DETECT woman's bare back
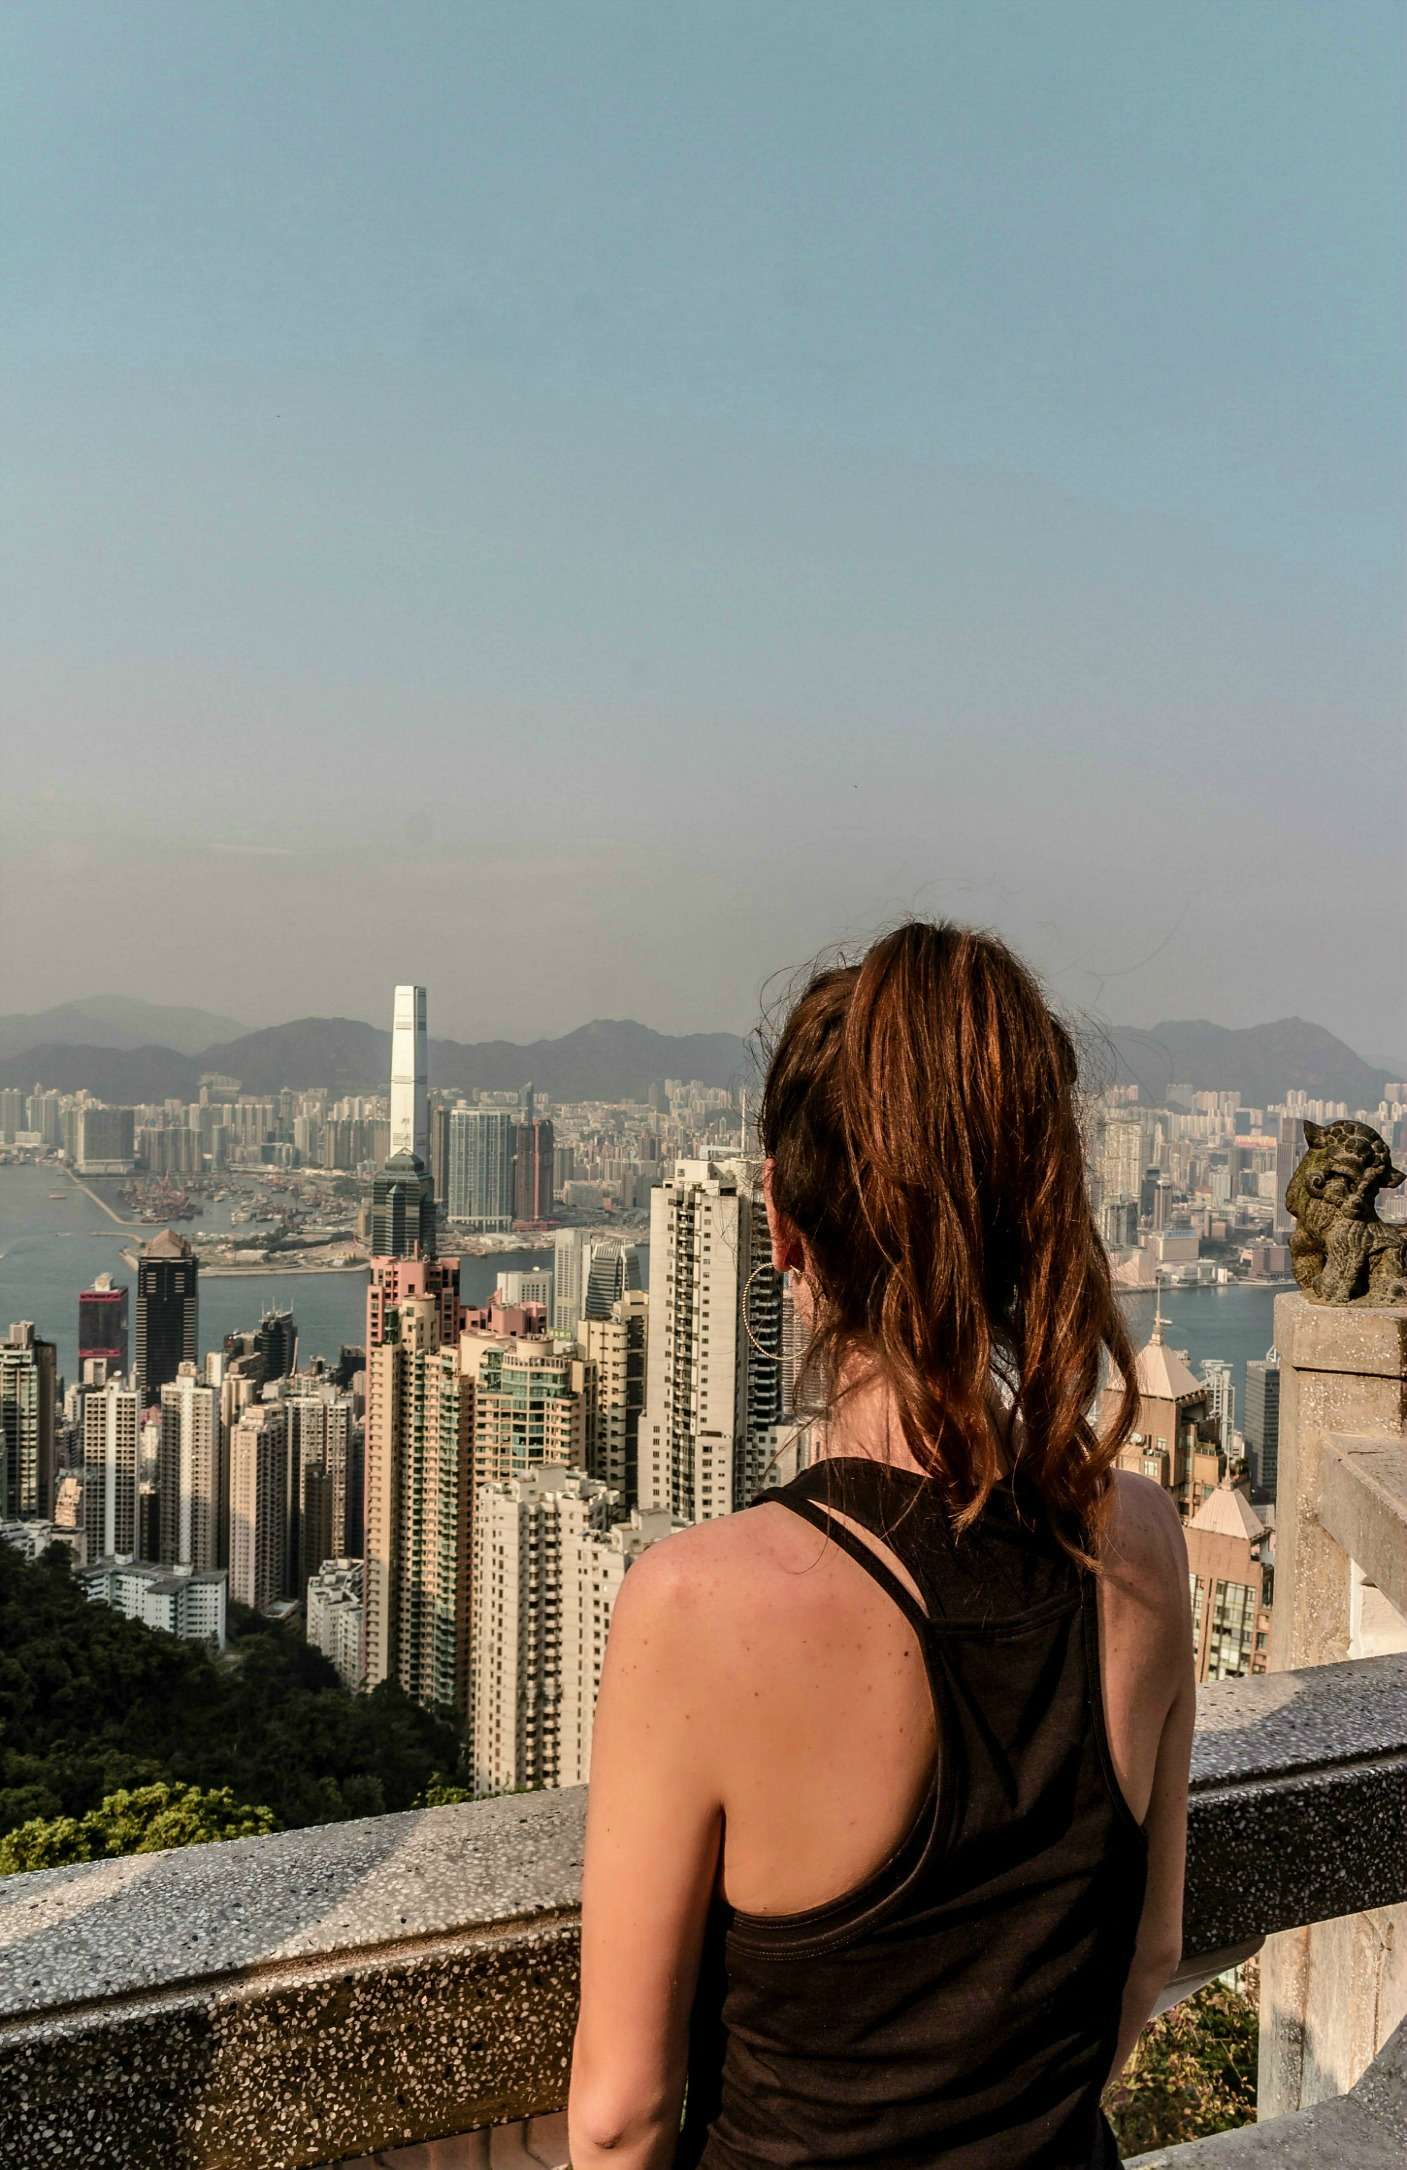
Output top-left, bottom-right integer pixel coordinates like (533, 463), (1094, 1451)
(667, 1464), (1188, 1919)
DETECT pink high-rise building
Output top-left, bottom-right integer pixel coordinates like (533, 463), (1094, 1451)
(366, 1254), (461, 1354)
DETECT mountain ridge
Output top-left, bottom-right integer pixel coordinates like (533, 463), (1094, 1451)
(0, 1010), (1392, 1110)
(0, 997), (245, 1064)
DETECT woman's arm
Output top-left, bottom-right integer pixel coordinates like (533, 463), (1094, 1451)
(568, 1537), (723, 2168)
(1107, 1486), (1196, 2079)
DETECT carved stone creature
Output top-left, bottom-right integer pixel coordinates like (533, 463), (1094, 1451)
(1286, 1118), (1407, 1306)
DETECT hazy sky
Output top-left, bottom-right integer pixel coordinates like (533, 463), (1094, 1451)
(4, 3), (1404, 1059)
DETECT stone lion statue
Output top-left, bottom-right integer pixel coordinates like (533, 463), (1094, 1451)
(1286, 1118), (1407, 1306)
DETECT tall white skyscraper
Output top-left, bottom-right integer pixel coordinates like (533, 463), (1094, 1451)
(389, 984), (429, 1164)
(158, 1363), (224, 1572)
(82, 1379), (142, 1561)
(553, 1228), (587, 1336)
(640, 1158), (799, 1523)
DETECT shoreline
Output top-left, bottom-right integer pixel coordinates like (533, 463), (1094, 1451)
(119, 1247), (368, 1279)
(60, 1170), (148, 1232)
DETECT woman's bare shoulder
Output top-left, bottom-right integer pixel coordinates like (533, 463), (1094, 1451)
(1102, 1472), (1191, 1628)
(609, 1501), (836, 1650)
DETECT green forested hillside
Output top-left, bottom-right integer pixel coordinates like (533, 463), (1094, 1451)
(0, 1543), (460, 1838)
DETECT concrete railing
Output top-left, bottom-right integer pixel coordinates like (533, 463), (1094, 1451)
(2, 1653), (1406, 2170)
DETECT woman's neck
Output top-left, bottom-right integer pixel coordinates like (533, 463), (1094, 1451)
(816, 1365), (1016, 1479)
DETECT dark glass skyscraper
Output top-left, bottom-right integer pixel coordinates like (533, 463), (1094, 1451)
(254, 1308), (299, 1381)
(369, 1152), (437, 1259)
(134, 1230), (198, 1399)
(583, 1237), (642, 1321)
(1243, 1353), (1281, 1504)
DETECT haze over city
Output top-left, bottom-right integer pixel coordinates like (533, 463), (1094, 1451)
(4, 2), (1403, 1057)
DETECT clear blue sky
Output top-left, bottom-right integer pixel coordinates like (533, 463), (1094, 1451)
(4, 2), (1403, 1058)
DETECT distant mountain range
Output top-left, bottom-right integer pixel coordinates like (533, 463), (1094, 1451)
(0, 997), (246, 1063)
(1102, 1016), (1393, 1114)
(0, 1014), (755, 1104)
(0, 1003), (1393, 1112)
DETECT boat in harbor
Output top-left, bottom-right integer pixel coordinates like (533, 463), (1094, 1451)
(47, 1191), (66, 1200)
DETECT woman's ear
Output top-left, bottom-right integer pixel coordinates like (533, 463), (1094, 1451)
(762, 1157), (804, 1276)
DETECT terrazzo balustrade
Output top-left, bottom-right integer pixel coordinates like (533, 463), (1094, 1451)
(0, 1655), (1404, 2170)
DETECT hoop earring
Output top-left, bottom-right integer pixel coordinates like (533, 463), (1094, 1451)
(740, 1261), (781, 1361)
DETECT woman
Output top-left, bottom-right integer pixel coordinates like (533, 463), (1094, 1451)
(568, 922), (1193, 2168)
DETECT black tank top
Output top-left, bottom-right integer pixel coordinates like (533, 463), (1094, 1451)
(676, 1456), (1147, 2169)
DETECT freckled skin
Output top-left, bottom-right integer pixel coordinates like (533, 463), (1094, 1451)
(623, 1470), (1184, 1919)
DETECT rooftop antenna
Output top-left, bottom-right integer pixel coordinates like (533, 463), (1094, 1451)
(1151, 1282), (1167, 1345)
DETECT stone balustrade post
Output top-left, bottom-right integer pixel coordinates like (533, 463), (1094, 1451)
(1259, 1292), (1407, 2121)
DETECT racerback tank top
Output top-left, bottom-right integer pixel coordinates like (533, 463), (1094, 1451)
(676, 1456), (1148, 2169)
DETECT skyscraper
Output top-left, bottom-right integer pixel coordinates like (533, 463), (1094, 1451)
(583, 1238), (642, 1321)
(640, 1158), (795, 1522)
(75, 1105), (137, 1175)
(285, 1385), (357, 1596)
(366, 1253), (461, 1354)
(364, 1292), (472, 1713)
(135, 1231), (198, 1398)
(368, 1152), (437, 1259)
(446, 1106), (517, 1230)
(389, 984), (429, 1164)
(552, 1227), (588, 1337)
(1243, 1352), (1281, 1503)
(1097, 1118), (1145, 1212)
(460, 1329), (590, 1493)
(1199, 1360), (1236, 1456)
(580, 1290), (649, 1507)
(158, 1363), (224, 1571)
(82, 1379), (141, 1560)
(512, 1116), (556, 1223)
(228, 1402), (289, 1612)
(253, 1308), (299, 1383)
(79, 1274), (129, 1377)
(1, 1322), (57, 1521)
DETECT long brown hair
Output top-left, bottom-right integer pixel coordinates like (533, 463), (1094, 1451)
(759, 921), (1139, 1562)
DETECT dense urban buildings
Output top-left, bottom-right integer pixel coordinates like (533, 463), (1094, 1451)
(13, 973), (1407, 1823)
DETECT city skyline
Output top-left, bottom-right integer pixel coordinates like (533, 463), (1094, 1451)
(4, 5), (1402, 1057)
